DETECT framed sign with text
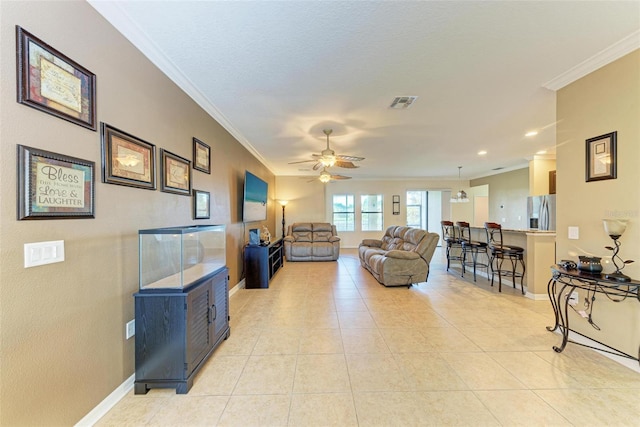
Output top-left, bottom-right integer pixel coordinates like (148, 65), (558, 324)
(17, 145), (95, 220)
(16, 26), (97, 131)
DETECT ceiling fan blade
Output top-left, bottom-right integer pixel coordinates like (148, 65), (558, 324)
(336, 154), (365, 162)
(312, 162), (323, 171)
(330, 174), (352, 180)
(288, 159), (317, 165)
(307, 177), (318, 183)
(334, 160), (359, 169)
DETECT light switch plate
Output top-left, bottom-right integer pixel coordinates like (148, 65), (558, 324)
(24, 240), (65, 268)
(568, 226), (579, 240)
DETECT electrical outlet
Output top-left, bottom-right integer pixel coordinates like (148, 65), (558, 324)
(568, 291), (579, 306)
(126, 319), (135, 339)
(568, 226), (579, 240)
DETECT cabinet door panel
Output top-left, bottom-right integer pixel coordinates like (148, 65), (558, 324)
(185, 280), (212, 376)
(212, 275), (229, 342)
(135, 295), (185, 380)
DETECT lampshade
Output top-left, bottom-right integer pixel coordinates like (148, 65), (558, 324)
(278, 200), (289, 207)
(603, 219), (627, 237)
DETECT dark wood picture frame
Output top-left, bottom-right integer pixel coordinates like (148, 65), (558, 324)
(392, 195), (400, 215)
(16, 26), (97, 131)
(193, 189), (211, 219)
(586, 131), (617, 182)
(101, 123), (156, 190)
(17, 145), (95, 220)
(193, 138), (211, 174)
(160, 149), (192, 196)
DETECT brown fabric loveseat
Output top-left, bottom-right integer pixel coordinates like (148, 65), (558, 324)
(283, 223), (340, 261)
(358, 225), (439, 287)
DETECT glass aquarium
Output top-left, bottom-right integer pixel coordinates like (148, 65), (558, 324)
(138, 225), (226, 290)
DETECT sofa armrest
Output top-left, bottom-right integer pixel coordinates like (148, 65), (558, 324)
(361, 239), (382, 247)
(284, 236), (295, 243)
(329, 236), (340, 243)
(385, 250), (420, 260)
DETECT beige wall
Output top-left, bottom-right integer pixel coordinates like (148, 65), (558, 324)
(471, 168), (529, 229)
(0, 2), (274, 425)
(529, 157), (556, 196)
(556, 50), (640, 357)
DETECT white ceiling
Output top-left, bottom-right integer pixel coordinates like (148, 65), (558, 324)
(89, 1), (640, 180)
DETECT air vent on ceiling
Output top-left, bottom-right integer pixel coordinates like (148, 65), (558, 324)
(389, 96), (418, 109)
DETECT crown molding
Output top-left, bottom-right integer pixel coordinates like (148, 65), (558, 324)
(543, 30), (640, 91)
(87, 1), (275, 174)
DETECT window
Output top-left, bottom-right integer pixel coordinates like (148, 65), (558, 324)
(332, 194), (355, 231)
(406, 190), (426, 228)
(361, 194), (383, 231)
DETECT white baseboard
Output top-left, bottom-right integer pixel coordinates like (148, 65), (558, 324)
(555, 329), (640, 374)
(230, 279), (245, 296)
(525, 292), (548, 300)
(74, 374), (134, 426)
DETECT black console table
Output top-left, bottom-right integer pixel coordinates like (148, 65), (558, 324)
(546, 265), (640, 364)
(244, 239), (284, 288)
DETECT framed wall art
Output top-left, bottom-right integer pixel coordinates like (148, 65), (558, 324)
(101, 123), (156, 190)
(193, 189), (211, 219)
(586, 131), (617, 182)
(16, 26), (97, 131)
(17, 145), (95, 220)
(392, 195), (400, 215)
(160, 149), (192, 195)
(193, 137), (211, 174)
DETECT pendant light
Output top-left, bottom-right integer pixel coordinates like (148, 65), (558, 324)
(451, 166), (469, 203)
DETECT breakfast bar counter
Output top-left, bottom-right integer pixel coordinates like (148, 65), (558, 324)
(469, 227), (556, 299)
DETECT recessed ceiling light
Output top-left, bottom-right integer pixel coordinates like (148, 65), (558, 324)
(477, 150), (487, 155)
(525, 131), (538, 137)
(536, 150), (547, 155)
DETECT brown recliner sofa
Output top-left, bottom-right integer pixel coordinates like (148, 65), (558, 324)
(283, 223), (340, 261)
(358, 225), (439, 287)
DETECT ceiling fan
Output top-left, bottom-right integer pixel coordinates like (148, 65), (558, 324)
(290, 129), (365, 170)
(308, 167), (352, 183)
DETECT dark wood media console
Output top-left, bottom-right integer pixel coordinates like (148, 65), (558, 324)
(244, 239), (284, 288)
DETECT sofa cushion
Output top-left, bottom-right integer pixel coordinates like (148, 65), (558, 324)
(293, 231), (312, 242)
(312, 230), (332, 242)
(313, 223), (333, 232)
(291, 242), (312, 257)
(312, 242), (335, 257)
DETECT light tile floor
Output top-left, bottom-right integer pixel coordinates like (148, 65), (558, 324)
(97, 248), (640, 426)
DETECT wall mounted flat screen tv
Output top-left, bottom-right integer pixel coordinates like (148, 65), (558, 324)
(242, 171), (268, 222)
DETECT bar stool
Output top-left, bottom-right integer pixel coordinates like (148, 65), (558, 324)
(484, 222), (526, 294)
(441, 220), (463, 272)
(456, 221), (489, 282)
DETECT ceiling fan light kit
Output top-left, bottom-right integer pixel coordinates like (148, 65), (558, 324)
(291, 128), (365, 182)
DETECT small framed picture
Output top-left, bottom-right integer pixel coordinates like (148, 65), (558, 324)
(586, 131), (617, 182)
(17, 145), (95, 220)
(16, 26), (97, 131)
(101, 123), (156, 190)
(193, 138), (211, 174)
(160, 149), (192, 195)
(193, 189), (210, 219)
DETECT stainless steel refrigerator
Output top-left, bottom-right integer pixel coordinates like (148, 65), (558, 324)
(527, 195), (556, 231)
